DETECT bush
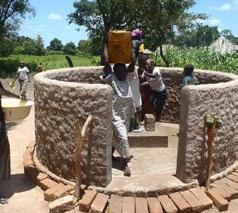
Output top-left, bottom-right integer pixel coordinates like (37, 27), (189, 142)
(0, 38), (14, 57)
(63, 42), (77, 55)
(153, 46), (238, 74)
(46, 50), (64, 55)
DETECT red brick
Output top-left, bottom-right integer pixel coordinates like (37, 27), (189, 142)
(169, 192), (191, 213)
(180, 190), (204, 212)
(38, 178), (57, 191)
(135, 197), (149, 213)
(206, 189), (229, 211)
(78, 190), (97, 212)
(122, 196), (135, 213)
(227, 174), (238, 183)
(158, 195), (178, 213)
(210, 183), (231, 200)
(107, 194), (122, 213)
(89, 193), (109, 213)
(222, 178), (238, 190)
(24, 164), (39, 180)
(214, 180), (238, 198)
(54, 185), (73, 199)
(44, 183), (65, 201)
(190, 187), (213, 209)
(232, 172), (238, 177)
(36, 173), (48, 185)
(147, 197), (163, 213)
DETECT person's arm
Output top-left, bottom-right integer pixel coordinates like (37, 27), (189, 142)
(140, 81), (149, 86)
(12, 74), (19, 82)
(26, 67), (30, 80)
(143, 71), (158, 78)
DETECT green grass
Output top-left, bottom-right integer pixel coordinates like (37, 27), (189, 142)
(0, 54), (100, 77)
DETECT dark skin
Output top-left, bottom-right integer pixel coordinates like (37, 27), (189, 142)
(140, 59), (158, 86)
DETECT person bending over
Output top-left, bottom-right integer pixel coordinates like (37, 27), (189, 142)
(140, 59), (167, 121)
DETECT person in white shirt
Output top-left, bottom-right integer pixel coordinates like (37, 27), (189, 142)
(13, 61), (29, 100)
(140, 58), (167, 121)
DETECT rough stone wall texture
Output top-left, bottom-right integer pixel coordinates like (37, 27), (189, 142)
(34, 67), (113, 187)
(160, 68), (233, 124)
(176, 71), (238, 183)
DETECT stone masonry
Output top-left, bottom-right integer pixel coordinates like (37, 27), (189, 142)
(34, 67), (113, 187)
(176, 70), (238, 183)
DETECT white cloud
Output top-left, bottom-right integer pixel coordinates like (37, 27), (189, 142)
(212, 3), (231, 11)
(47, 13), (62, 20)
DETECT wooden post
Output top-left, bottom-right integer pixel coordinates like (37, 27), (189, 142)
(205, 120), (216, 189)
(75, 115), (93, 200)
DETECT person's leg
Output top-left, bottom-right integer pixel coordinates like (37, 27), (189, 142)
(154, 90), (167, 121)
(20, 79), (29, 100)
(0, 122), (10, 204)
(112, 119), (132, 176)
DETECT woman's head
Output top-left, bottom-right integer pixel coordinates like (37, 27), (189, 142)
(113, 64), (127, 81)
(183, 64), (194, 76)
(131, 28), (143, 39)
(20, 61), (25, 68)
(145, 58), (155, 73)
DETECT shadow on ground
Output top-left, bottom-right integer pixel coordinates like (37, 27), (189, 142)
(0, 173), (36, 198)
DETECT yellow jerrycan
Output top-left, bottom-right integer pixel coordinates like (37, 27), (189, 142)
(107, 30), (132, 64)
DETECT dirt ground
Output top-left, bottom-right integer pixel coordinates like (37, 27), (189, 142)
(0, 78), (238, 213)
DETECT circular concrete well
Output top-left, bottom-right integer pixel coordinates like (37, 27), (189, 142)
(34, 67), (238, 193)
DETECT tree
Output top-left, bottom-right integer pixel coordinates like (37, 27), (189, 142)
(133, 0), (206, 66)
(221, 29), (238, 45)
(174, 25), (220, 47)
(68, 0), (205, 66)
(0, 37), (14, 56)
(48, 38), (64, 51)
(22, 35), (45, 55)
(34, 35), (45, 55)
(68, 0), (136, 64)
(0, 0), (35, 37)
(63, 42), (77, 55)
(78, 39), (93, 55)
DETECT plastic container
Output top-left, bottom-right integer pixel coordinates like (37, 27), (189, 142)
(107, 31), (132, 64)
(2, 96), (34, 122)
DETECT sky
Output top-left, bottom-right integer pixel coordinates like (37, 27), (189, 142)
(18, 0), (238, 47)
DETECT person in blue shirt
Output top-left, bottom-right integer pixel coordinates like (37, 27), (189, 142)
(182, 64), (199, 86)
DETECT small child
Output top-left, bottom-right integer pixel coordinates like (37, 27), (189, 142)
(140, 59), (167, 121)
(182, 64), (199, 86)
(103, 64), (135, 176)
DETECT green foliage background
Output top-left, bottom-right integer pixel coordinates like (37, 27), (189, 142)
(153, 47), (238, 74)
(0, 54), (100, 78)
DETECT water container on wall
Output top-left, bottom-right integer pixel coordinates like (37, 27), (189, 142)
(107, 31), (132, 64)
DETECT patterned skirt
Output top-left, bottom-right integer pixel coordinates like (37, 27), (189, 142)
(0, 121), (10, 181)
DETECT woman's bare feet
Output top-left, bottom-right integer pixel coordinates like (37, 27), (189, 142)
(123, 164), (131, 176)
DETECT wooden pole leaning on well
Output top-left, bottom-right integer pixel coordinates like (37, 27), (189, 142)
(75, 115), (93, 200)
(205, 120), (216, 189)
(204, 115), (221, 189)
